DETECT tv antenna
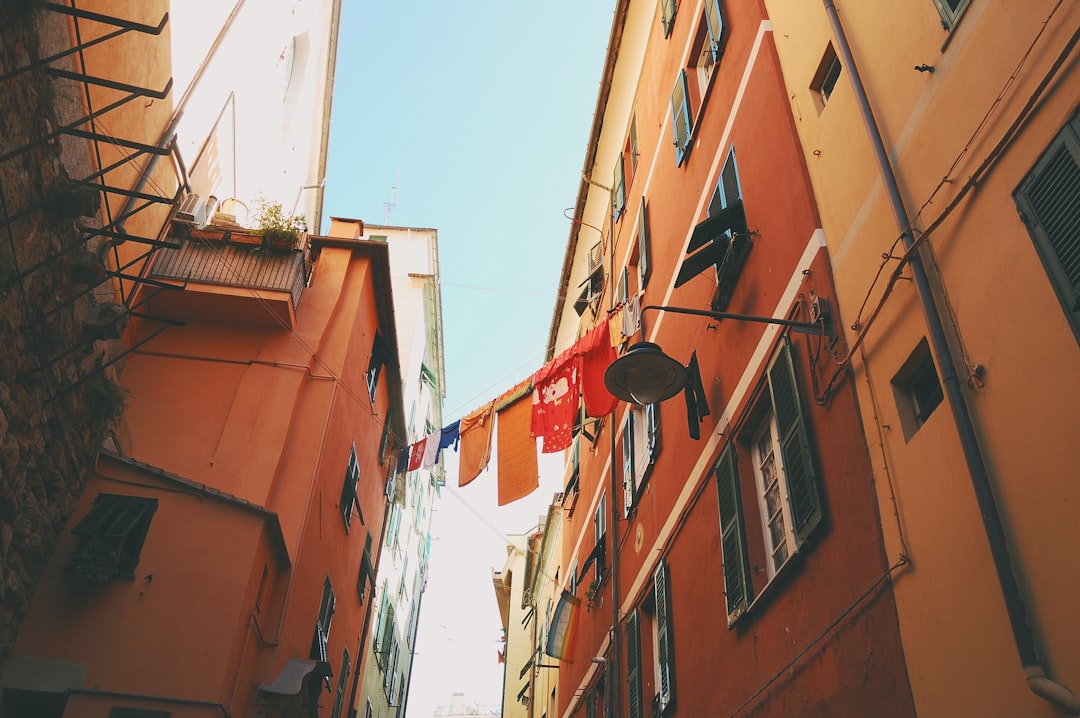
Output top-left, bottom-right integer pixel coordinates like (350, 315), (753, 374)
(384, 179), (399, 223)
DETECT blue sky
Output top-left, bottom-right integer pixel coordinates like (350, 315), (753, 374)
(322, 2), (616, 715)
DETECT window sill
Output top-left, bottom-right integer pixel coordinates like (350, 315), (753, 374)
(728, 547), (806, 629)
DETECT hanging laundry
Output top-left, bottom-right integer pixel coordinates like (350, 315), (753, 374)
(407, 437), (427, 471)
(608, 306), (626, 347)
(496, 382), (539, 506)
(683, 351), (710, 440)
(435, 420), (460, 462)
(421, 428), (442, 469)
(622, 292), (641, 340)
(458, 401), (496, 487)
(531, 346), (579, 454)
(577, 321), (618, 417)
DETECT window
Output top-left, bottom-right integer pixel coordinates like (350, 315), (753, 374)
(312, 578), (335, 662)
(931, 0), (971, 29)
(374, 580), (390, 658)
(670, 70), (693, 166)
(594, 490), (607, 547)
(637, 199), (651, 290)
(575, 242), (606, 317)
(677, 148), (751, 312)
(714, 339), (824, 624)
(810, 44), (842, 110)
(340, 444), (361, 530)
(70, 494), (158, 580)
(366, 333), (391, 402)
(660, 0), (678, 37)
(357, 531), (374, 602)
(378, 420), (392, 466)
(891, 338), (943, 440)
(613, 155), (627, 221)
(330, 648), (350, 718)
(626, 559), (675, 718)
(1014, 112), (1080, 343)
(621, 403), (661, 517)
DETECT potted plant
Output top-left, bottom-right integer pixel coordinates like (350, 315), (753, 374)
(252, 197), (307, 251)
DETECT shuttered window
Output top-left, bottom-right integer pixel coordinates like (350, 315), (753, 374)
(626, 609), (642, 718)
(660, 0), (677, 37)
(671, 70), (692, 166)
(704, 0), (725, 62)
(613, 155), (627, 221)
(637, 199), (651, 289)
(1014, 113), (1080, 343)
(714, 443), (752, 625)
(654, 559), (675, 715)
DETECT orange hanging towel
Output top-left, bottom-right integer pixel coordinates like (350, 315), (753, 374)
(458, 400), (496, 487)
(496, 384), (539, 506)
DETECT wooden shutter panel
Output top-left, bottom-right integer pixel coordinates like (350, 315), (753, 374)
(654, 559), (675, 714)
(622, 413), (635, 517)
(671, 71), (692, 165)
(613, 155), (627, 219)
(768, 339), (823, 542)
(661, 0), (677, 37)
(715, 443), (752, 624)
(638, 199), (651, 289)
(626, 609), (642, 718)
(1015, 119), (1080, 318)
(705, 0), (724, 61)
(646, 401), (661, 464)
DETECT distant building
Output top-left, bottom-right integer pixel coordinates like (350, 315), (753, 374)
(432, 691), (500, 718)
(493, 503), (563, 718)
(328, 222), (445, 718)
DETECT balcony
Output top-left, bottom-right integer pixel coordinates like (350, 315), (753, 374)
(141, 225), (307, 329)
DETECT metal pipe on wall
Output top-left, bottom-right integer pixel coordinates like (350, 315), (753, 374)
(821, 1), (1079, 712)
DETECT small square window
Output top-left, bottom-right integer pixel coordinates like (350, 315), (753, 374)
(811, 44), (842, 110)
(891, 338), (944, 440)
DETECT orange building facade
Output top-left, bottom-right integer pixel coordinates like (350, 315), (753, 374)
(2, 230), (407, 718)
(543, 1), (913, 717)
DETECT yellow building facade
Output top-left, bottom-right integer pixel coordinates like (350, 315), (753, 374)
(763, 0), (1080, 714)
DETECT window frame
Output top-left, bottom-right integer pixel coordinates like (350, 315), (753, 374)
(670, 70), (693, 166)
(339, 444), (361, 531)
(622, 403), (662, 517)
(930, 0), (972, 29)
(715, 338), (825, 625)
(660, 0), (678, 38)
(70, 493), (158, 580)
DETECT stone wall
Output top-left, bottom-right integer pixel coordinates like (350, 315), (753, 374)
(0, 5), (129, 664)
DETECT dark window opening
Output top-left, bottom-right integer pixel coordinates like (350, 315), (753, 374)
(811, 44), (842, 109)
(70, 494), (158, 582)
(891, 338), (943, 440)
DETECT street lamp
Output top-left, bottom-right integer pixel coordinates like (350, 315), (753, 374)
(603, 302), (834, 405)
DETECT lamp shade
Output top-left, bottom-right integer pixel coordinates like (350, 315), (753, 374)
(603, 342), (687, 405)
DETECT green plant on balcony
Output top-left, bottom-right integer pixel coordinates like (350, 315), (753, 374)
(252, 197), (307, 251)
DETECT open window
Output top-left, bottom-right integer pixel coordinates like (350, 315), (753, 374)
(621, 403), (661, 517)
(676, 148), (751, 311)
(340, 444), (361, 530)
(575, 242), (606, 317)
(715, 338), (825, 625)
(626, 559), (676, 718)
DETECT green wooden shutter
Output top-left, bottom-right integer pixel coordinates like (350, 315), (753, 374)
(1014, 117), (1080, 327)
(768, 339), (823, 542)
(638, 199), (651, 288)
(671, 70), (692, 166)
(626, 609), (642, 718)
(614, 155), (627, 220)
(646, 401), (661, 465)
(715, 443), (752, 625)
(654, 559), (675, 713)
(585, 688), (596, 718)
(622, 413), (635, 517)
(661, 0), (677, 37)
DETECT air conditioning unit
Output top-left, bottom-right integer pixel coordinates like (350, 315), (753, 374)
(176, 192), (208, 227)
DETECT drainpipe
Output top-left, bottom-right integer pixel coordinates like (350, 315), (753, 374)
(821, 2), (1079, 713)
(608, 418), (621, 718)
